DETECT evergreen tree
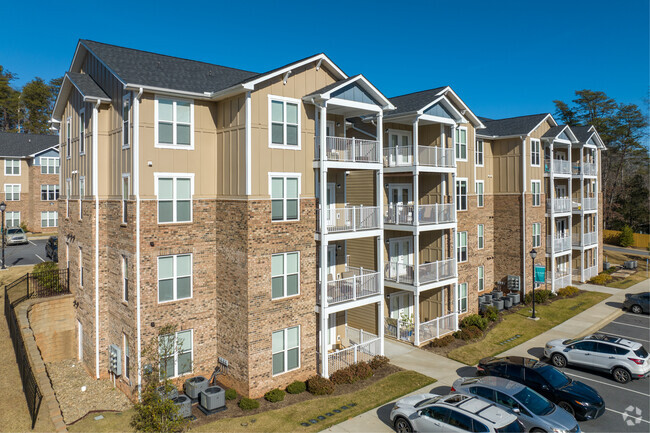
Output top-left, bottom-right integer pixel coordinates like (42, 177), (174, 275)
(619, 225), (634, 248)
(0, 66), (21, 132)
(21, 77), (52, 134)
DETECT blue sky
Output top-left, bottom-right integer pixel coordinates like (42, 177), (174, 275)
(2, 0), (648, 122)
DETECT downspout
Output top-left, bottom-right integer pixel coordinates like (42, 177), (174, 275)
(93, 100), (100, 379)
(521, 136), (527, 299)
(245, 92), (252, 196)
(134, 87), (143, 397)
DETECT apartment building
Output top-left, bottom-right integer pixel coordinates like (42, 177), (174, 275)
(0, 132), (60, 233)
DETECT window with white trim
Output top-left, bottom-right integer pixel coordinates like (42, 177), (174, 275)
(66, 178), (71, 218)
(478, 224), (484, 249)
(458, 283), (468, 313)
(41, 211), (57, 228)
(272, 326), (300, 375)
(270, 174), (299, 221)
(456, 179), (467, 211)
(122, 255), (129, 302)
(532, 222), (541, 248)
(531, 180), (541, 207)
(79, 177), (85, 220)
(530, 139), (540, 167)
(40, 157), (60, 174)
(475, 139), (484, 166)
(79, 108), (85, 155)
(272, 252), (299, 299)
(457, 231), (468, 263)
(156, 97), (193, 148)
(269, 96), (300, 148)
(122, 175), (129, 224)
(157, 175), (192, 223)
(4, 159), (20, 175)
(123, 334), (130, 380)
(6, 211), (20, 228)
(158, 254), (192, 302)
(122, 92), (131, 148)
(160, 329), (192, 378)
(4, 184), (20, 201)
(41, 185), (59, 201)
(478, 267), (484, 292)
(79, 247), (84, 287)
(455, 127), (467, 160)
(476, 180), (484, 207)
(66, 118), (71, 158)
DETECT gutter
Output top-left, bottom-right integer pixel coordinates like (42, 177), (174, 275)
(92, 100), (100, 379)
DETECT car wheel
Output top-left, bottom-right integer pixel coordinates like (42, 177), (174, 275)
(613, 367), (631, 383)
(558, 401), (575, 417)
(530, 429), (546, 433)
(393, 416), (413, 433)
(631, 304), (643, 314)
(551, 353), (567, 368)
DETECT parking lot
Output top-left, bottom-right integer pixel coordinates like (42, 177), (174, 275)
(0, 238), (51, 267)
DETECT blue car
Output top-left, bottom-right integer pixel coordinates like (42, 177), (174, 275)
(624, 292), (650, 314)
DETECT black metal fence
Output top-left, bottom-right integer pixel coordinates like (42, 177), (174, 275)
(3, 268), (70, 429)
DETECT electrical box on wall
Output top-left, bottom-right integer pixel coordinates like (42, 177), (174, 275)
(109, 344), (122, 376)
(507, 275), (521, 292)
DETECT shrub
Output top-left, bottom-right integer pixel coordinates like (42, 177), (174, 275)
(482, 306), (499, 322)
(20, 222), (28, 233)
(619, 225), (634, 247)
(34, 261), (58, 273)
(351, 362), (373, 380)
(239, 397), (260, 410)
(286, 381), (306, 394)
(429, 334), (455, 347)
(225, 389), (237, 400)
(307, 375), (334, 395)
(264, 388), (285, 403)
(524, 289), (553, 305)
(460, 314), (488, 330)
(558, 286), (579, 297)
(456, 325), (482, 341)
(589, 273), (613, 285)
(368, 355), (390, 370)
(330, 366), (358, 385)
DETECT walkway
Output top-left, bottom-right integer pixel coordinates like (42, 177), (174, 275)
(604, 245), (649, 256)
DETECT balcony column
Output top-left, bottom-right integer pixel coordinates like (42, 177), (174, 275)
(567, 144), (572, 281)
(320, 239), (329, 378)
(376, 112), (383, 163)
(414, 232), (420, 286)
(414, 172), (419, 227)
(413, 292), (420, 346)
(453, 282), (459, 330)
(319, 104), (327, 164)
(413, 117), (419, 166)
(377, 239), (385, 355)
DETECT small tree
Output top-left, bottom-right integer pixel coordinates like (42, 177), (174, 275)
(619, 225), (634, 247)
(131, 324), (189, 433)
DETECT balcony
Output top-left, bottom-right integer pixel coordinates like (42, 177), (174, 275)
(326, 326), (380, 375)
(573, 265), (598, 282)
(547, 235), (571, 253)
(544, 159), (571, 175)
(573, 162), (597, 176)
(319, 266), (381, 306)
(383, 145), (455, 169)
(318, 205), (381, 234)
(547, 271), (571, 289)
(573, 197), (597, 211)
(384, 312), (457, 345)
(315, 136), (380, 164)
(546, 198), (571, 214)
(384, 203), (454, 226)
(573, 231), (598, 247)
(384, 258), (456, 286)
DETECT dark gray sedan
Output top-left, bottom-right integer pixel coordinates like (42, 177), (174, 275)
(624, 292), (650, 314)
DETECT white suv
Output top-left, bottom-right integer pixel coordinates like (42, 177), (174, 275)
(545, 333), (650, 383)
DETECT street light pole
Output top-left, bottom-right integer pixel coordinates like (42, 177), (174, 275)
(0, 202), (6, 270)
(530, 248), (537, 319)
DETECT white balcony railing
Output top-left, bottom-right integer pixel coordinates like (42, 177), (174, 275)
(547, 235), (571, 253)
(547, 198), (571, 213)
(322, 267), (381, 305)
(419, 312), (457, 344)
(327, 335), (380, 375)
(418, 146), (455, 168)
(545, 159), (571, 175)
(572, 231), (597, 247)
(383, 145), (413, 167)
(385, 259), (455, 286)
(384, 203), (454, 225)
(384, 316), (413, 343)
(583, 197), (597, 211)
(384, 262), (414, 285)
(315, 136), (380, 163)
(573, 162), (597, 176)
(547, 271), (572, 289)
(384, 204), (414, 225)
(318, 205), (380, 233)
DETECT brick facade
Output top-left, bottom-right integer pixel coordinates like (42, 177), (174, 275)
(28, 165), (59, 233)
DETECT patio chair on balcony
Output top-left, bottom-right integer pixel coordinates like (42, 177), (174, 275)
(420, 206), (434, 223)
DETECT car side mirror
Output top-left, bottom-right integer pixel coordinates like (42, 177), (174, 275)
(541, 385), (549, 391)
(417, 410), (423, 417)
(513, 407), (521, 414)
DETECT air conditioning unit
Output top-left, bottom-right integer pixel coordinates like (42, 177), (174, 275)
(184, 376), (208, 400)
(199, 386), (226, 413)
(108, 344), (121, 376)
(157, 385), (178, 400)
(171, 394), (192, 419)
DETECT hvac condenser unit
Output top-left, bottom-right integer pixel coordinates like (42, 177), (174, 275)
(184, 376), (209, 400)
(171, 394), (192, 419)
(200, 386), (226, 412)
(157, 385), (178, 400)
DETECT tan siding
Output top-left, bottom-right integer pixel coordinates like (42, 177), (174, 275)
(347, 304), (378, 335)
(345, 170), (375, 206)
(420, 288), (443, 322)
(492, 138), (522, 194)
(346, 237), (376, 271)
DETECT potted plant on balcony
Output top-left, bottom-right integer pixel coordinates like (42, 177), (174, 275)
(400, 313), (415, 337)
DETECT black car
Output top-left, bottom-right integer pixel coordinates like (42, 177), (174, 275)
(45, 236), (58, 262)
(478, 356), (605, 421)
(623, 292), (650, 314)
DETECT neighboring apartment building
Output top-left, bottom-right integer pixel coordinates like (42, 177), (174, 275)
(50, 40), (604, 399)
(0, 132), (60, 233)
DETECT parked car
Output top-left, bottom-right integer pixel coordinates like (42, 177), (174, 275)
(477, 356), (604, 420)
(623, 292), (650, 314)
(45, 236), (58, 262)
(390, 392), (523, 433)
(5, 227), (28, 245)
(545, 333), (650, 383)
(451, 376), (580, 433)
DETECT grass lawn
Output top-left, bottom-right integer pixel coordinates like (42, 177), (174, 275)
(69, 370), (435, 433)
(447, 291), (610, 366)
(602, 247), (649, 289)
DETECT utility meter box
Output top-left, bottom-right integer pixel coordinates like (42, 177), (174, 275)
(108, 344), (122, 376)
(507, 275), (520, 292)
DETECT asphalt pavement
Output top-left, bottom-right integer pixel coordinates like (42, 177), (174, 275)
(0, 238), (50, 267)
(604, 245), (650, 257)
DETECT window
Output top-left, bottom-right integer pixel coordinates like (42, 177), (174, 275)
(272, 252), (299, 299)
(455, 127), (467, 160)
(447, 409), (473, 431)
(156, 175), (193, 223)
(79, 247), (83, 287)
(269, 96), (300, 148)
(122, 175), (129, 224)
(122, 93), (131, 148)
(123, 334), (130, 380)
(40, 157), (60, 174)
(470, 386), (495, 402)
(66, 118), (71, 158)
(456, 179), (467, 211)
(270, 174), (300, 221)
(41, 185), (60, 201)
(158, 254), (192, 302)
(79, 108), (85, 154)
(531, 180), (541, 206)
(160, 329), (192, 378)
(156, 97), (193, 148)
(122, 256), (129, 302)
(475, 139), (484, 166)
(79, 177), (85, 220)
(475, 181), (484, 207)
(457, 231), (467, 262)
(66, 179), (71, 218)
(530, 139), (540, 166)
(4, 184), (20, 201)
(458, 283), (468, 313)
(532, 223), (541, 248)
(41, 211), (57, 228)
(4, 159), (20, 175)
(478, 266), (484, 292)
(272, 326), (300, 375)
(423, 407), (451, 423)
(6, 211), (20, 228)
(478, 224), (484, 249)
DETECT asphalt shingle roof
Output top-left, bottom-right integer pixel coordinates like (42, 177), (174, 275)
(541, 125), (568, 139)
(0, 132), (59, 157)
(66, 72), (110, 100)
(387, 86), (448, 116)
(479, 113), (550, 137)
(571, 126), (593, 143)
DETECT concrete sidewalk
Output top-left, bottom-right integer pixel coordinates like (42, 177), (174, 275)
(328, 281), (648, 432)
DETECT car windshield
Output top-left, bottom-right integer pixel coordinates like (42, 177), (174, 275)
(496, 420), (524, 433)
(513, 387), (554, 416)
(7, 228), (21, 235)
(562, 338), (582, 345)
(634, 346), (649, 358)
(414, 396), (443, 408)
(539, 365), (570, 388)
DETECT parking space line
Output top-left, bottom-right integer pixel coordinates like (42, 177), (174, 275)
(605, 407), (650, 424)
(597, 331), (650, 343)
(34, 254), (45, 263)
(610, 321), (650, 330)
(28, 240), (37, 246)
(564, 372), (650, 397)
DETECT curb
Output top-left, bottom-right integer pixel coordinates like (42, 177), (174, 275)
(578, 307), (625, 338)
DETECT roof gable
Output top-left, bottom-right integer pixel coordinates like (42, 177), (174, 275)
(423, 101), (455, 119)
(331, 82), (380, 106)
(479, 113), (556, 138)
